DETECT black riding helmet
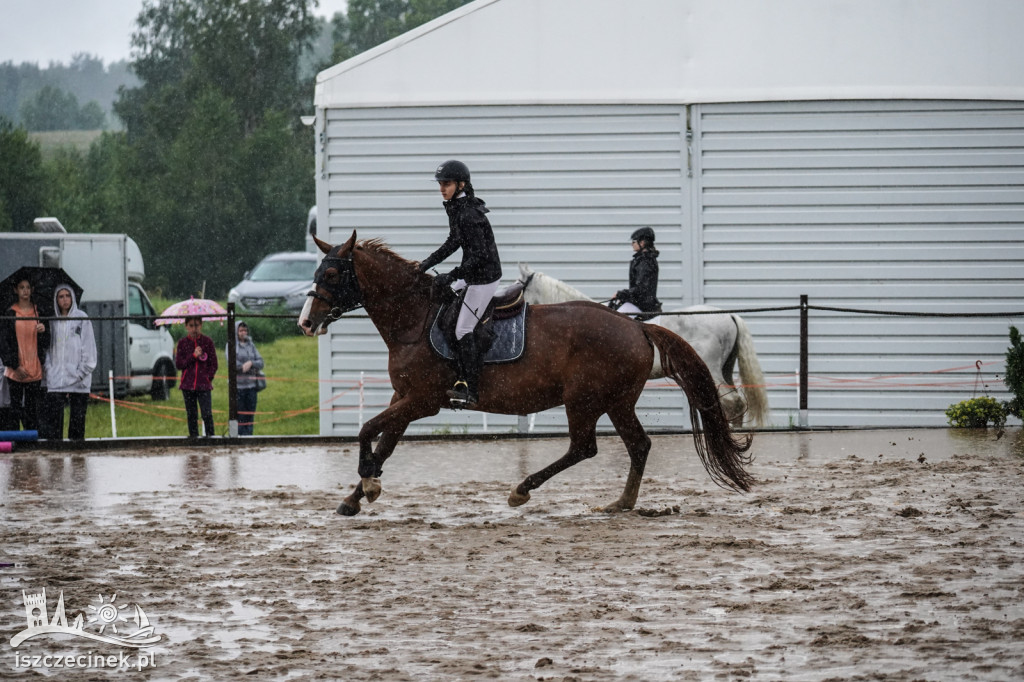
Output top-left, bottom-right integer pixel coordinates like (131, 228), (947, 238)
(434, 159), (471, 183)
(630, 226), (656, 244)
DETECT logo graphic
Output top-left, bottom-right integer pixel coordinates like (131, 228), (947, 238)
(11, 588), (161, 648)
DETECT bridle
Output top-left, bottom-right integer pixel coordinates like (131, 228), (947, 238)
(307, 250), (435, 344)
(308, 253), (363, 321)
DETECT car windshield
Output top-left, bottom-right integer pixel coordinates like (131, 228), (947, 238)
(248, 259), (314, 282)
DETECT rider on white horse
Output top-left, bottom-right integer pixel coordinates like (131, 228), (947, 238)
(610, 227), (662, 322)
(417, 159), (503, 409)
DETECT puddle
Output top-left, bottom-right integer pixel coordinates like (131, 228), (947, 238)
(1, 428), (1021, 681)
(1, 428), (1020, 510)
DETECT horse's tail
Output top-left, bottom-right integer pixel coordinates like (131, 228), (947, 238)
(643, 324), (754, 492)
(733, 315), (771, 427)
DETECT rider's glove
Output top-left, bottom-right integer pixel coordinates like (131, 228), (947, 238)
(432, 271), (456, 299)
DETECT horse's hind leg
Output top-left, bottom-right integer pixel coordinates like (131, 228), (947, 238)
(601, 405), (651, 512)
(508, 408), (599, 507)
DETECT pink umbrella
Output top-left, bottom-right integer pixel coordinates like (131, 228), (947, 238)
(155, 297), (228, 325)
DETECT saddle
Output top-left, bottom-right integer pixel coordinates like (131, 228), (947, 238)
(429, 282), (528, 364)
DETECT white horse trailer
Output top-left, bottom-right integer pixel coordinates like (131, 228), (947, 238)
(0, 228), (177, 399)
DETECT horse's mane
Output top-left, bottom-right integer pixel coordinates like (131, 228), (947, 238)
(357, 238), (419, 269)
(529, 269), (593, 303)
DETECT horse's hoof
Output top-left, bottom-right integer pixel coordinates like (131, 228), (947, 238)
(508, 485), (531, 507)
(596, 501), (632, 514)
(362, 477), (382, 503)
(337, 499), (361, 516)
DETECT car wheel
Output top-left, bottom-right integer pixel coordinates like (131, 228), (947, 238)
(150, 359), (177, 401)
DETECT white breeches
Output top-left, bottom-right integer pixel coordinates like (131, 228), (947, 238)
(451, 278), (501, 340)
(610, 301), (661, 325)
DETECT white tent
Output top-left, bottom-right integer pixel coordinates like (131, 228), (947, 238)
(311, 0), (1024, 434)
(317, 0), (1024, 108)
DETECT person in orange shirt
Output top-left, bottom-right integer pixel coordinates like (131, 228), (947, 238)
(0, 278), (50, 431)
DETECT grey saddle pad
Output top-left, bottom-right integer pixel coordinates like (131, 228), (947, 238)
(429, 304), (528, 364)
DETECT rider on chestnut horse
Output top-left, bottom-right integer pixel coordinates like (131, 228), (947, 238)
(417, 160), (503, 409)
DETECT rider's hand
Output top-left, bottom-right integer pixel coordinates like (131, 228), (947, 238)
(432, 272), (455, 299)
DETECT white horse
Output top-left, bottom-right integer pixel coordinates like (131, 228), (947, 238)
(517, 263), (770, 427)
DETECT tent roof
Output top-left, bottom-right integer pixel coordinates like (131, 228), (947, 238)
(316, 0), (1024, 109)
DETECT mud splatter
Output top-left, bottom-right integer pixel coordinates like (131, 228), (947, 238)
(2, 428), (1022, 680)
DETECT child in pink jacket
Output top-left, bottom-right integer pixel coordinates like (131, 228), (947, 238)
(175, 316), (218, 438)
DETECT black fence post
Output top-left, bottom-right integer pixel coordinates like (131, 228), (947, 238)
(799, 294), (808, 427)
(227, 303), (238, 438)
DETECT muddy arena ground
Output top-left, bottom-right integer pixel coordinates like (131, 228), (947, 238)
(2, 428), (1023, 681)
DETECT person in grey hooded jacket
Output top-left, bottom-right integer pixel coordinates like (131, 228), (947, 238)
(228, 321), (264, 436)
(43, 284), (97, 440)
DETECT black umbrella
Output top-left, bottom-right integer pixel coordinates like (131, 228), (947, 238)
(0, 266), (85, 318)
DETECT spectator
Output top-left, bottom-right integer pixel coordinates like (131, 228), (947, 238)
(229, 321), (264, 436)
(175, 315), (218, 438)
(0, 278), (49, 431)
(43, 284), (97, 440)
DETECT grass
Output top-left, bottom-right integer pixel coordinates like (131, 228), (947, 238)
(81, 335), (321, 438)
(30, 130), (104, 161)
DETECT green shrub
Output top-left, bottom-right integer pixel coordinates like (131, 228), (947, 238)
(1003, 325), (1024, 419)
(945, 396), (1007, 429)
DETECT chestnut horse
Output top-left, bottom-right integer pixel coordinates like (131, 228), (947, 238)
(299, 232), (753, 516)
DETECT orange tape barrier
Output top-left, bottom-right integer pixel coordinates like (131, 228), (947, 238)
(90, 358), (1006, 430)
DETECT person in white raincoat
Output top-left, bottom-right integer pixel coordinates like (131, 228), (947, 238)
(42, 284), (97, 440)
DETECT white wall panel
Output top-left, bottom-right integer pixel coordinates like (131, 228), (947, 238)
(317, 99), (1024, 435)
(697, 100), (1024, 427)
(317, 104), (691, 435)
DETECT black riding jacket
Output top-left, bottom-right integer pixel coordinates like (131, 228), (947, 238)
(616, 247), (661, 312)
(420, 195), (503, 285)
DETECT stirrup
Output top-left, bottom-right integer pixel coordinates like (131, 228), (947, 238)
(446, 380), (477, 408)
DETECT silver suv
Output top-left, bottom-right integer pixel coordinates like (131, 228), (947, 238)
(227, 252), (319, 313)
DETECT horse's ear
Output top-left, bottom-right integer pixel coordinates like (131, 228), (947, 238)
(519, 262), (533, 278)
(312, 234), (334, 255)
(341, 230), (357, 254)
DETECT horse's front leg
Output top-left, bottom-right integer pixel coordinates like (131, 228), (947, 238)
(337, 393), (439, 516)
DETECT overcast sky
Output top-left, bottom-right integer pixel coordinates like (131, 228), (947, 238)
(0, 0), (349, 66)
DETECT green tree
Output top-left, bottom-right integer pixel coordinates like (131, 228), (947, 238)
(332, 0), (472, 63)
(84, 131), (135, 235)
(110, 0), (318, 296)
(122, 0), (318, 137)
(0, 117), (46, 231)
(77, 101), (107, 129)
(19, 85), (82, 131)
(41, 147), (104, 232)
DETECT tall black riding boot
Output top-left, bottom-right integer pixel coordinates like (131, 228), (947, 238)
(447, 334), (483, 408)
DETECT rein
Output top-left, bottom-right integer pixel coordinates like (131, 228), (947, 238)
(311, 251), (435, 344)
